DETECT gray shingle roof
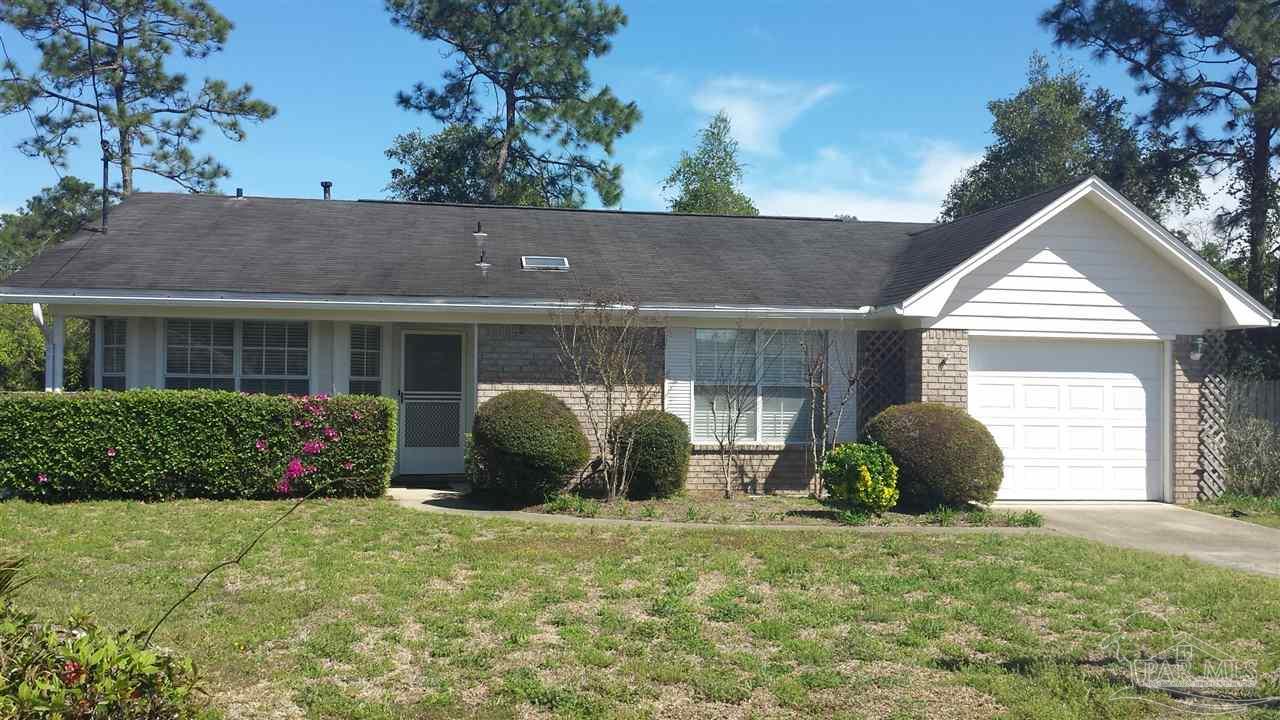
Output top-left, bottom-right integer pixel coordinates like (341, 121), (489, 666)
(2, 182), (1080, 309)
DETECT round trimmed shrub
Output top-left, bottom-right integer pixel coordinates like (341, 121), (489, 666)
(611, 410), (690, 500)
(821, 442), (899, 515)
(471, 390), (589, 504)
(864, 403), (1003, 509)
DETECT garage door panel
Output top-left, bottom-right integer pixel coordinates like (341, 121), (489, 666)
(969, 338), (1163, 501)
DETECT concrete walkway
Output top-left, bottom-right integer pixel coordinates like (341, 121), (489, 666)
(995, 502), (1280, 577)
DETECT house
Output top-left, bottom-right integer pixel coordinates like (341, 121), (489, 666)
(1, 176), (1273, 502)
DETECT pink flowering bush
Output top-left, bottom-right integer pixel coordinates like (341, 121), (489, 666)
(0, 390), (397, 501)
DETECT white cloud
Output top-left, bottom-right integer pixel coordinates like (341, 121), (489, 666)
(691, 76), (841, 156)
(745, 140), (980, 221)
(909, 141), (980, 199)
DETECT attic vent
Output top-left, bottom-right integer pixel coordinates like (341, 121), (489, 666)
(521, 255), (570, 271)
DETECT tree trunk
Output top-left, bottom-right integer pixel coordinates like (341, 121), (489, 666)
(487, 87), (517, 203)
(114, 23), (132, 195)
(1247, 60), (1275, 305)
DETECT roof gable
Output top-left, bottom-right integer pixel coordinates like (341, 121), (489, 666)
(898, 177), (1274, 328)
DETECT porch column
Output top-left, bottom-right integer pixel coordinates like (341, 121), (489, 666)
(44, 310), (65, 392)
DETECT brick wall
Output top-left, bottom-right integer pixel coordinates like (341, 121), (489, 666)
(904, 329), (968, 407)
(1172, 335), (1205, 504)
(687, 445), (812, 495)
(475, 324), (664, 457)
(476, 324), (818, 495)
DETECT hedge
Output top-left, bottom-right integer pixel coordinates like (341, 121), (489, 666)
(470, 390), (589, 504)
(0, 390), (397, 501)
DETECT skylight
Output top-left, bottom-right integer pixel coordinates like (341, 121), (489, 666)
(521, 256), (570, 271)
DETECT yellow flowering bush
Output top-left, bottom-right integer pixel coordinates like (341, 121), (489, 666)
(821, 442), (899, 515)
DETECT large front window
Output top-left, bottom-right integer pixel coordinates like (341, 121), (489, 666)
(101, 318), (127, 390)
(164, 319), (309, 394)
(692, 329), (822, 443)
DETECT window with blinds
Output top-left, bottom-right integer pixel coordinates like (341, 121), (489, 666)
(163, 319), (309, 394)
(101, 318), (127, 390)
(165, 319), (235, 390)
(240, 321), (310, 395)
(349, 324), (382, 396)
(691, 329), (822, 443)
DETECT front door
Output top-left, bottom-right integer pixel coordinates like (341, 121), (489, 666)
(399, 332), (464, 474)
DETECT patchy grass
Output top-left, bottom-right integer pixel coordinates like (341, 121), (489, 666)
(2, 498), (1279, 719)
(1191, 493), (1280, 529)
(534, 493), (1044, 528)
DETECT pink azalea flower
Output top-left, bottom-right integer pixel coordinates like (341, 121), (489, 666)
(303, 439), (326, 455)
(302, 419), (313, 429)
(284, 457), (306, 480)
(314, 393), (330, 401)
(35, 473), (48, 484)
(255, 438), (269, 452)
(106, 447), (118, 458)
(350, 411), (363, 421)
(305, 464), (318, 475)
(276, 478), (291, 496)
(323, 427), (340, 441)
(341, 461), (355, 471)
(292, 419), (302, 428)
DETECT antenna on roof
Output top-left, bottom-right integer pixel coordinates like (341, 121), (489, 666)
(100, 139), (110, 232)
(473, 222), (491, 275)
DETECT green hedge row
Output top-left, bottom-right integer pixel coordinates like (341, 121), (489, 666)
(0, 390), (397, 501)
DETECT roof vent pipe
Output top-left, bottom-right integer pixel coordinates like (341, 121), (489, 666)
(320, 181), (332, 200)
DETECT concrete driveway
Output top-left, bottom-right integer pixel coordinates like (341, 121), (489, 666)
(996, 502), (1280, 577)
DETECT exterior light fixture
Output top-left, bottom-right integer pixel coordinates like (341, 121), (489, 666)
(473, 222), (487, 242)
(1189, 336), (1205, 362)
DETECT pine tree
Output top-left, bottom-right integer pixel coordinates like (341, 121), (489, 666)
(0, 0), (275, 194)
(1043, 0), (1280, 310)
(662, 112), (759, 216)
(386, 0), (640, 207)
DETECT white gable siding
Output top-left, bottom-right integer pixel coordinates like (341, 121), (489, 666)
(928, 199), (1220, 337)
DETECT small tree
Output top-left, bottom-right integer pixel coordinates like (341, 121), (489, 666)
(799, 328), (860, 497)
(550, 291), (662, 501)
(662, 111), (758, 216)
(697, 327), (765, 498)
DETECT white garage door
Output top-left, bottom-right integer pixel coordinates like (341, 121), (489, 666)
(968, 338), (1164, 501)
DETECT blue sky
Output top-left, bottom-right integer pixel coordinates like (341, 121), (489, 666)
(0, 0), (1147, 221)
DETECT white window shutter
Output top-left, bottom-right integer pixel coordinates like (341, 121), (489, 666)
(664, 327), (693, 428)
(827, 329), (858, 443)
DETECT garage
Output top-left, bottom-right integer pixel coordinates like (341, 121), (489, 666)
(968, 337), (1165, 501)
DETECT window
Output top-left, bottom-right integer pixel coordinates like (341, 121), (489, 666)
(240, 321), (310, 395)
(165, 319), (235, 390)
(349, 324), (382, 395)
(521, 255), (570, 271)
(164, 319), (310, 394)
(101, 319), (127, 390)
(692, 329), (823, 443)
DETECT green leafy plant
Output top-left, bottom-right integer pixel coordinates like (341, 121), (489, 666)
(542, 493), (600, 518)
(1006, 510), (1044, 528)
(0, 390), (396, 501)
(470, 390), (589, 505)
(865, 403), (1004, 509)
(0, 607), (208, 718)
(610, 410), (690, 500)
(836, 509), (871, 526)
(820, 442), (900, 516)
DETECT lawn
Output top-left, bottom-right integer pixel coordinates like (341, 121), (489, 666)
(2, 498), (1279, 719)
(534, 493), (1045, 528)
(1191, 493), (1280, 529)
